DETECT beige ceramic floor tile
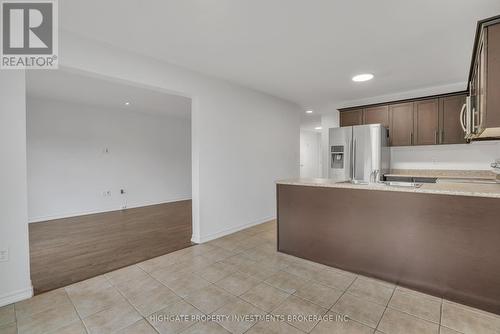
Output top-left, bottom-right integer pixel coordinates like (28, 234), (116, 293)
(441, 301), (500, 334)
(83, 301), (141, 334)
(113, 275), (162, 299)
(123, 281), (181, 317)
(245, 320), (304, 334)
(201, 248), (237, 263)
(184, 285), (238, 314)
(282, 262), (324, 281)
(66, 279), (125, 318)
(240, 283), (290, 312)
(214, 271), (262, 296)
(164, 273), (211, 298)
(117, 319), (158, 334)
(238, 262), (279, 281)
(222, 254), (258, 270)
(150, 266), (194, 286)
(184, 244), (219, 257)
(46, 320), (87, 334)
(388, 288), (441, 323)
(272, 295), (327, 332)
(16, 302), (79, 334)
(195, 262), (238, 283)
(294, 281), (343, 309)
(264, 271), (310, 294)
(15, 288), (71, 319)
(310, 268), (357, 291)
(214, 298), (266, 334)
(180, 321), (230, 334)
(377, 308), (439, 334)
(311, 312), (374, 334)
(147, 300), (203, 334)
(332, 293), (385, 329)
(0, 305), (15, 327)
(347, 278), (394, 306)
(137, 253), (184, 273)
(105, 265), (150, 286)
(0, 323), (17, 334)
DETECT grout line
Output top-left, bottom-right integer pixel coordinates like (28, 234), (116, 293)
(307, 275), (359, 333)
(374, 285), (397, 333)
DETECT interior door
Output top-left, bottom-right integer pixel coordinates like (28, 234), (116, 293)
(390, 102), (414, 146)
(299, 131), (321, 178)
(413, 99), (439, 145)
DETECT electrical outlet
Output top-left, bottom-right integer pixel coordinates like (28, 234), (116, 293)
(0, 248), (9, 262)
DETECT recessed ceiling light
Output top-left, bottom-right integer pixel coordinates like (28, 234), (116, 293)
(124, 102), (131, 106)
(352, 73), (374, 82)
(306, 110), (313, 114)
(315, 126), (322, 130)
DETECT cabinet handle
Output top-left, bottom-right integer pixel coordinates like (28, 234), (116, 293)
(410, 132), (413, 145)
(441, 131), (444, 144)
(435, 131), (439, 144)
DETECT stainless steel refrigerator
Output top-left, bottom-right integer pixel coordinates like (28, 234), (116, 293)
(329, 124), (390, 183)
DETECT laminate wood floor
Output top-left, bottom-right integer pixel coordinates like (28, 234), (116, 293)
(29, 200), (193, 294)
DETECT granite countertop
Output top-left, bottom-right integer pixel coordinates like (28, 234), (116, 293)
(384, 169), (497, 180)
(276, 178), (500, 199)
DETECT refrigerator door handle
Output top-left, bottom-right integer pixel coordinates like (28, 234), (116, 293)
(460, 103), (467, 132)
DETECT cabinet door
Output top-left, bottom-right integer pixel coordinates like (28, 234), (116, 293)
(413, 99), (439, 145)
(390, 102), (414, 146)
(340, 109), (363, 127)
(363, 105), (390, 128)
(439, 95), (467, 144)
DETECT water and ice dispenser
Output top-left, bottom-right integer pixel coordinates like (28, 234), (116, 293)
(331, 145), (345, 169)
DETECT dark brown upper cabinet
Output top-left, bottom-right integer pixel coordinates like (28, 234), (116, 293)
(390, 102), (414, 146)
(363, 105), (390, 128)
(466, 18), (500, 140)
(338, 93), (467, 146)
(439, 95), (467, 144)
(340, 109), (363, 127)
(413, 99), (439, 145)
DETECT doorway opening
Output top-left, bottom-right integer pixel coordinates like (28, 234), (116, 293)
(26, 69), (193, 294)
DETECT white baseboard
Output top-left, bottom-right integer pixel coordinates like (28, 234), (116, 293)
(28, 197), (192, 223)
(193, 216), (276, 244)
(0, 286), (33, 307)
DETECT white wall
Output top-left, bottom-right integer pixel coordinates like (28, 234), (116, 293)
(300, 130), (321, 178)
(59, 31), (300, 243)
(0, 71), (33, 306)
(27, 97), (191, 222)
(391, 142), (500, 170)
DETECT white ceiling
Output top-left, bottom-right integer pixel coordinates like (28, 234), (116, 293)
(59, 0), (500, 112)
(26, 70), (192, 118)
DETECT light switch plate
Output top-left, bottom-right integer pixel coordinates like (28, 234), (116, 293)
(0, 248), (8, 262)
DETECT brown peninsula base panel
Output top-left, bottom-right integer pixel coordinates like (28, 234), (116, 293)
(29, 200), (193, 294)
(277, 184), (500, 315)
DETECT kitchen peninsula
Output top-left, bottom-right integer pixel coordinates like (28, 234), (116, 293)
(276, 178), (500, 315)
